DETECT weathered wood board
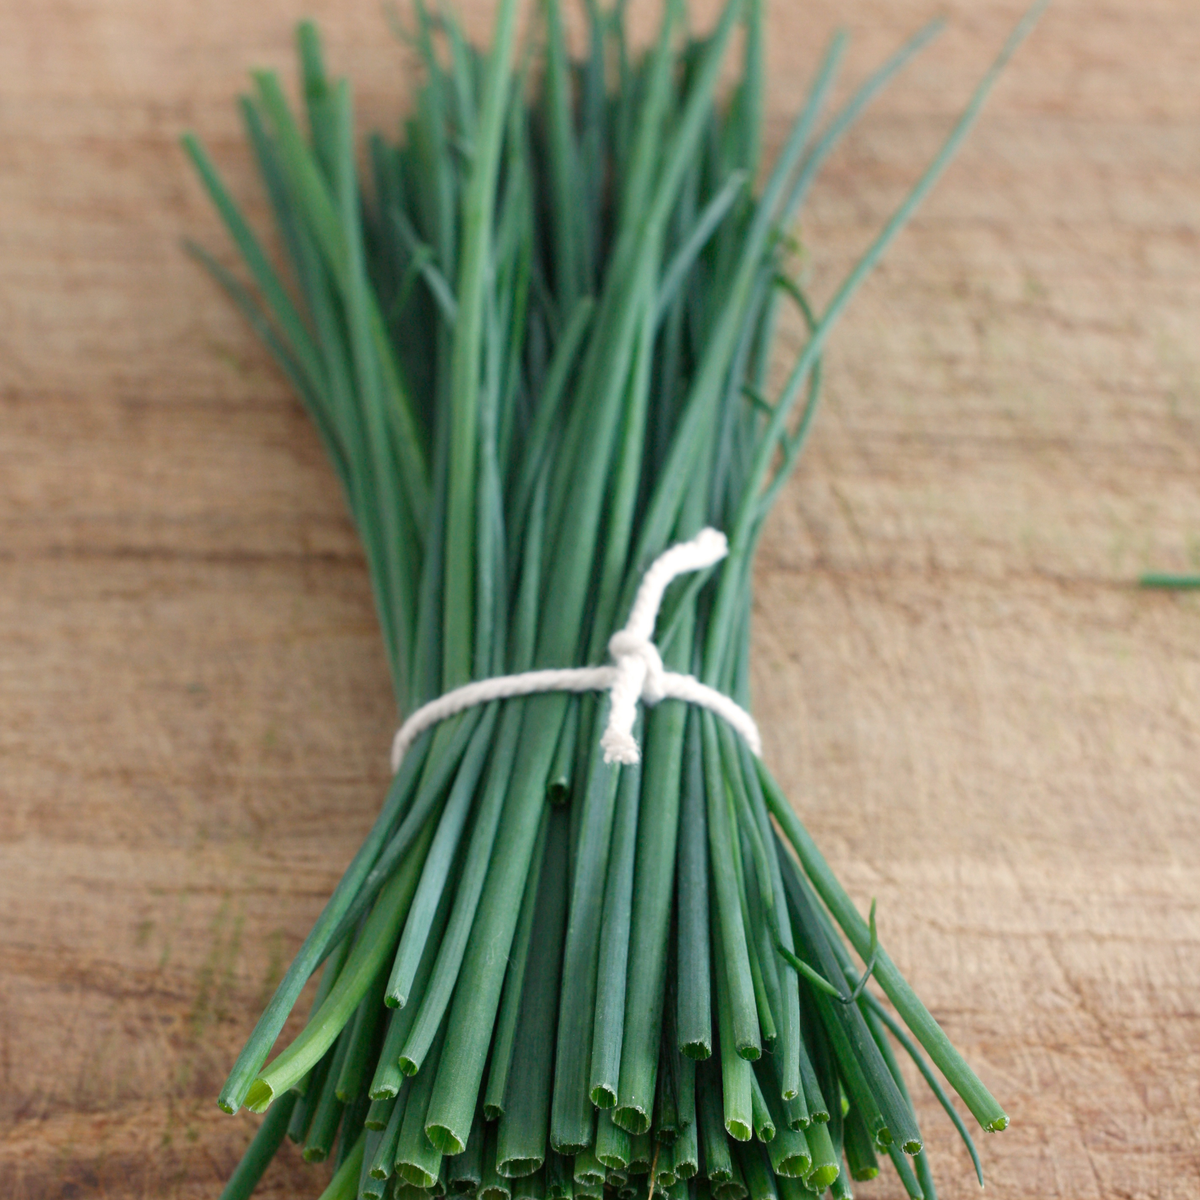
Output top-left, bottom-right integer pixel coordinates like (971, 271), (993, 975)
(1, 0), (1197, 1196)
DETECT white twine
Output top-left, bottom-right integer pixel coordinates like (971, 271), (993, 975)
(390, 527), (762, 771)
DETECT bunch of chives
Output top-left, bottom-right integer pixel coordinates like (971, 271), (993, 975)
(185, 3), (1042, 1199)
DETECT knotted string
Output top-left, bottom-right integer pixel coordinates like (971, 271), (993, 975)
(390, 527), (762, 772)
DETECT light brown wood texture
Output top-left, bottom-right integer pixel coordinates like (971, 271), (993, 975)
(2, 0), (1197, 1196)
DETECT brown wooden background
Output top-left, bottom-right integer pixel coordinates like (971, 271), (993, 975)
(2, 0), (1198, 1196)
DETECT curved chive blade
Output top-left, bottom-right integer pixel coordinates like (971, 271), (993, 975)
(214, 742), (427, 1113)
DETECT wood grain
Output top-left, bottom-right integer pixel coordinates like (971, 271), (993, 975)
(1, 1), (1198, 1197)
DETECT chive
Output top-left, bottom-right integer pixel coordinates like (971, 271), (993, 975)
(395, 1016), (451, 1187)
(336, 1086), (370, 1173)
(737, 1141), (778, 1200)
(782, 992), (822, 1128)
(395, 1187), (431, 1200)
(400, 700), (529, 1075)
(830, 1158), (855, 1200)
(748, 1069), (775, 1143)
(214, 737), (427, 1113)
(887, 1142), (926, 1200)
(782, 1093), (809, 1135)
(287, 1044), (333, 1144)
(450, 1106), (488, 1194)
(369, 1079), (410, 1180)
(507, 297), (596, 550)
(497, 808), (571, 1177)
(480, 1126), (512, 1200)
(843, 1103), (880, 1182)
(673, 1047), (696, 1139)
(315, 1131), (364, 1200)
(485, 807), (552, 1120)
(713, 904), (753, 1141)
(751, 1062), (810, 1180)
(541, 0), (582, 314)
(861, 997), (940, 1200)
(546, 695), (580, 803)
(356, 1126), (384, 1194)
(773, 1177), (808, 1200)
(795, 1005), (827, 1126)
(812, 984), (889, 1151)
(738, 742), (800, 1099)
(737, 824), (777, 1055)
(179, 133), (328, 404)
(614, 696), (689, 1135)
(335, 963), (388, 1102)
(780, 846), (922, 1154)
(360, 1140), (388, 1200)
(674, 1110), (699, 1181)
(862, 992), (983, 1184)
(628, 1131), (653, 1176)
(286, 930), (352, 1141)
(697, 1062), (734, 1183)
(654, 1140), (677, 1188)
(652, 1028), (680, 1144)
(820, 1050), (844, 1189)
(218, 1090), (298, 1200)
(246, 811), (436, 1111)
(676, 710), (712, 1058)
(343, 715), (482, 968)
(914, 1150), (939, 1200)
(365, 1094), (396, 1132)
(425, 699), (567, 1154)
(803, 1120), (839, 1193)
(720, 1143), (749, 1200)
(547, 1150), (574, 1200)
(513, 1167), (547, 1200)
(589, 745), (643, 1108)
(596, 1107), (632, 1171)
(702, 712), (759, 1062)
(441, 0), (522, 689)
(1140, 572), (1200, 589)
(388, 703), (500, 1007)
(573, 1148), (606, 1188)
(372, 854), (460, 1098)
(303, 1029), (349, 1162)
(795, 996), (831, 1138)
(552, 713), (622, 1150)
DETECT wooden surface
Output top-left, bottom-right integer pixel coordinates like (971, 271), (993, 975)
(2, 1), (1198, 1196)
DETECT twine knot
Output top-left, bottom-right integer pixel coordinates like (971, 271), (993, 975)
(389, 527), (761, 773)
(598, 529), (729, 764)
